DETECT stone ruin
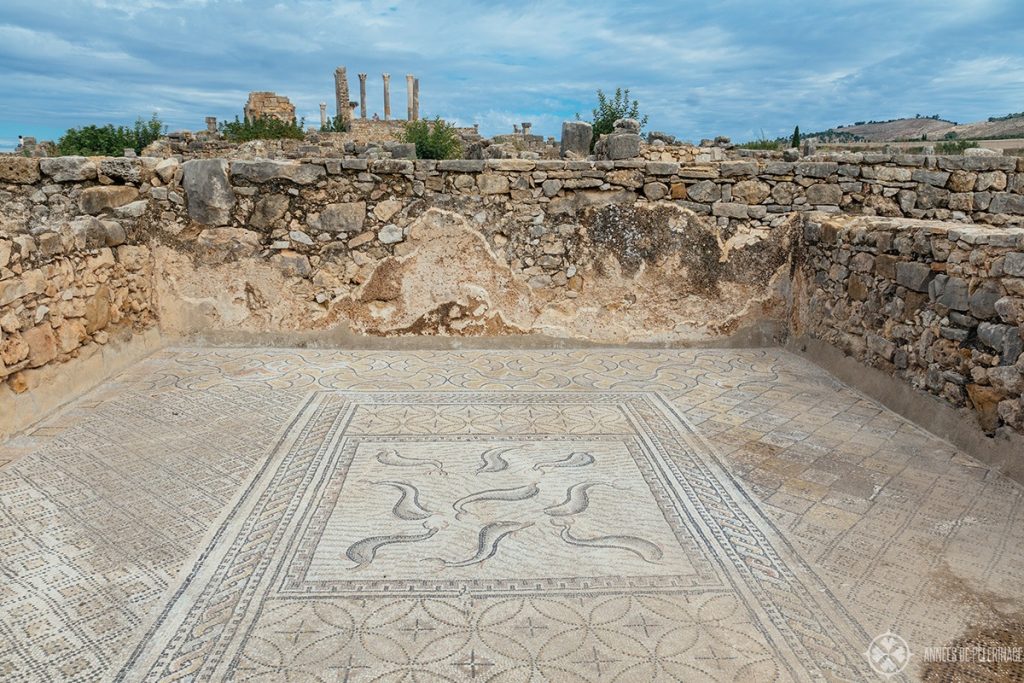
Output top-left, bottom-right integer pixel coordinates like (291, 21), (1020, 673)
(243, 91), (296, 123)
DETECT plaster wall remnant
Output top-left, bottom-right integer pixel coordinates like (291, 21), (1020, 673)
(243, 92), (296, 123)
(334, 66), (351, 126)
(358, 73), (368, 119)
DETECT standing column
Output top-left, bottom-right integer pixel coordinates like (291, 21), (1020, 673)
(319, 103), (327, 129)
(382, 73), (391, 120)
(413, 78), (420, 121)
(406, 74), (414, 120)
(334, 66), (351, 126)
(358, 73), (367, 119)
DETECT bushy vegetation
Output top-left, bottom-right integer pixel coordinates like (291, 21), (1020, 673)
(737, 136), (780, 151)
(57, 113), (165, 156)
(402, 118), (462, 159)
(988, 111), (1024, 122)
(320, 115), (348, 133)
(579, 88), (648, 149)
(219, 115), (305, 142)
(935, 139), (978, 155)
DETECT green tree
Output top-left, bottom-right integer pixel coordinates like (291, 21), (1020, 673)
(219, 115), (305, 142)
(320, 115), (348, 133)
(402, 117), (462, 160)
(791, 126), (801, 149)
(581, 88), (648, 147)
(57, 113), (165, 156)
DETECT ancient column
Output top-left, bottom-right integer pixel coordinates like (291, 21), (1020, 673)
(358, 73), (367, 119)
(406, 74), (414, 120)
(382, 73), (391, 120)
(413, 78), (420, 121)
(205, 116), (217, 133)
(334, 66), (351, 125)
(319, 103), (327, 129)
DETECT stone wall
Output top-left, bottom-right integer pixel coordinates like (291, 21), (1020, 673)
(244, 92), (297, 123)
(0, 157), (157, 433)
(795, 214), (1024, 439)
(2, 150), (1024, 445)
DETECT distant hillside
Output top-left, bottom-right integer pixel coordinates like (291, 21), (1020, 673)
(807, 113), (1024, 143)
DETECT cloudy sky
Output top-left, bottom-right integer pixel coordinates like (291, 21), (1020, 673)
(1, 0), (1022, 150)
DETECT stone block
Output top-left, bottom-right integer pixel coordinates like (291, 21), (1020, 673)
(1004, 252), (1024, 277)
(969, 281), (1003, 319)
(560, 121), (593, 159)
(605, 134), (641, 160)
(989, 193), (1024, 215)
(270, 250), (311, 278)
(732, 180), (770, 204)
(195, 228), (262, 265)
(40, 156), (97, 182)
(720, 161), (757, 177)
(895, 261), (933, 292)
(22, 324), (57, 368)
(79, 186), (140, 215)
(478, 174), (510, 194)
(438, 160), (485, 172)
(712, 202), (748, 219)
(643, 182), (668, 201)
(0, 156), (41, 183)
(319, 202), (366, 233)
(183, 159), (235, 226)
(937, 277), (969, 311)
(806, 183), (843, 205)
(231, 160), (325, 185)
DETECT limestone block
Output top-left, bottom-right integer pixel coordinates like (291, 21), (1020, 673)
(643, 182), (668, 201)
(478, 174), (510, 195)
(249, 194), (290, 230)
(895, 262), (933, 292)
(22, 323), (57, 367)
(79, 186), (140, 215)
(732, 180), (771, 204)
(560, 121), (592, 159)
(99, 158), (141, 184)
(39, 156), (97, 182)
(688, 180), (721, 203)
(69, 216), (108, 250)
(0, 157), (41, 184)
(182, 159), (235, 226)
(605, 134), (641, 160)
(373, 200), (404, 222)
(231, 160), (325, 185)
(155, 158), (180, 184)
(319, 202), (366, 233)
(195, 228), (262, 265)
(989, 193), (1024, 215)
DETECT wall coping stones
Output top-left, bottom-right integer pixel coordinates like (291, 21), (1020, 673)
(230, 160), (326, 185)
(437, 160), (484, 172)
(485, 159), (536, 172)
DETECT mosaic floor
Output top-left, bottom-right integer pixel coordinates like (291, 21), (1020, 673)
(1, 348), (1022, 682)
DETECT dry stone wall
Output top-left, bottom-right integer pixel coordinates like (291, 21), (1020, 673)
(796, 214), (1024, 438)
(2, 149), (1024, 443)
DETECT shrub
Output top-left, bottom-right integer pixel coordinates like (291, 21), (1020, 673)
(220, 115), (305, 142)
(580, 88), (648, 149)
(57, 113), (165, 156)
(321, 115), (348, 133)
(402, 118), (462, 159)
(935, 139), (978, 155)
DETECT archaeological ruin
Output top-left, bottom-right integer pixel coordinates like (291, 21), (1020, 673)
(2, 66), (1024, 682)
